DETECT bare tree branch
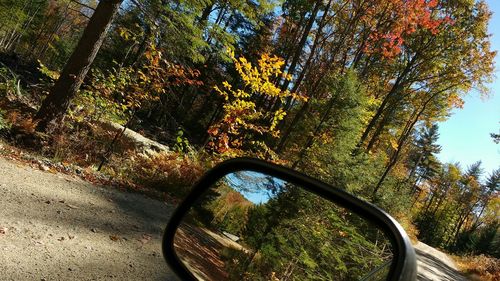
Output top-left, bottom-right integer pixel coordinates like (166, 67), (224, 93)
(68, 6), (91, 19)
(70, 0), (95, 11)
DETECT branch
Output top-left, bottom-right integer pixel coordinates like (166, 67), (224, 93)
(128, 0), (160, 28)
(70, 0), (95, 11)
(68, 6), (91, 19)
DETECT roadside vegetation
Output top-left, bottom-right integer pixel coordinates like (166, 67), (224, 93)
(452, 254), (500, 281)
(0, 0), (498, 279)
(178, 173), (394, 280)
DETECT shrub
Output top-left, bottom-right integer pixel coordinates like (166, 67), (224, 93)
(0, 110), (11, 131)
(47, 122), (109, 166)
(394, 213), (419, 242)
(0, 65), (21, 99)
(130, 152), (209, 199)
(453, 254), (500, 281)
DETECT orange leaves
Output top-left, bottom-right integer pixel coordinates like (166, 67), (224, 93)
(453, 255), (500, 281)
(5, 110), (36, 133)
(89, 44), (202, 115)
(364, 0), (453, 58)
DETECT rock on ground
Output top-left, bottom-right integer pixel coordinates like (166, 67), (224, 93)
(98, 120), (170, 156)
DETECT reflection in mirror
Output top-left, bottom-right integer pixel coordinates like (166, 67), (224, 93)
(173, 171), (393, 281)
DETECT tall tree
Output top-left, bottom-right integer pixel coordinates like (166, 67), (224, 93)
(35, 0), (123, 131)
(407, 124), (442, 188)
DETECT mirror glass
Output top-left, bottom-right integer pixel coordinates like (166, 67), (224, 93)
(173, 171), (394, 281)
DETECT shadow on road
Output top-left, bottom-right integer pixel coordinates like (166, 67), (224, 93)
(0, 158), (180, 280)
(416, 248), (467, 281)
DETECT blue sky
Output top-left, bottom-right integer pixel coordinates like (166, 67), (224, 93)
(225, 171), (284, 204)
(437, 0), (500, 178)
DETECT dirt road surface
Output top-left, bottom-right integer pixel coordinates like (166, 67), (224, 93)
(0, 157), (178, 280)
(415, 241), (467, 281)
(0, 156), (471, 281)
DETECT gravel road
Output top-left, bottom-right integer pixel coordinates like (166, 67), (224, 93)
(0, 156), (470, 281)
(415, 241), (467, 281)
(0, 157), (178, 281)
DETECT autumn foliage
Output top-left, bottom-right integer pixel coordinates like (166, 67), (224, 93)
(364, 0), (453, 58)
(0, 0), (497, 268)
(208, 50), (304, 155)
(87, 45), (202, 116)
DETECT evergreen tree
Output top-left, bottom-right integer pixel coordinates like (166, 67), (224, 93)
(407, 124), (442, 188)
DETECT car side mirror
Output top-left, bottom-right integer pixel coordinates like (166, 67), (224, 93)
(162, 158), (416, 281)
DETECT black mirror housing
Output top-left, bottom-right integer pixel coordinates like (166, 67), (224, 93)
(162, 158), (417, 281)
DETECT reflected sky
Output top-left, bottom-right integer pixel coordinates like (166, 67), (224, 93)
(224, 171), (285, 204)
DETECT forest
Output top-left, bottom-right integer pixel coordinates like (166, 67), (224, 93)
(175, 171), (395, 280)
(0, 0), (498, 279)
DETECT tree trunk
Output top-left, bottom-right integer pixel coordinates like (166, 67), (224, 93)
(424, 190), (437, 212)
(279, 0), (321, 92)
(358, 54), (418, 149)
(430, 190), (447, 217)
(288, 0), (333, 95)
(198, 2), (214, 26)
(358, 79), (402, 149)
(276, 75), (330, 153)
(406, 153), (423, 186)
(372, 89), (438, 197)
(35, 0), (123, 131)
(292, 92), (337, 169)
(450, 211), (469, 246)
(366, 108), (395, 152)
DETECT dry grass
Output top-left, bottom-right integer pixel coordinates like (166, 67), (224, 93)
(452, 254), (500, 281)
(127, 152), (210, 198)
(0, 63), (214, 203)
(0, 101), (211, 201)
(394, 212), (419, 242)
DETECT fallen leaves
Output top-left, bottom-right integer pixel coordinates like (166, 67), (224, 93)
(139, 234), (152, 244)
(44, 199), (79, 209)
(0, 140), (177, 205)
(109, 235), (122, 242)
(57, 234), (75, 242)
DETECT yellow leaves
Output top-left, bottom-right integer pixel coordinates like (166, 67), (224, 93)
(284, 72), (293, 81)
(447, 93), (464, 109)
(214, 86), (229, 101)
(37, 60), (60, 80)
(117, 27), (131, 41)
(222, 99), (256, 117)
(222, 81), (232, 90)
(234, 89), (250, 99)
(209, 49), (297, 154)
(270, 109), (286, 132)
(289, 90), (308, 102)
(227, 47), (236, 61)
(225, 47), (288, 97)
(389, 138), (399, 150)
